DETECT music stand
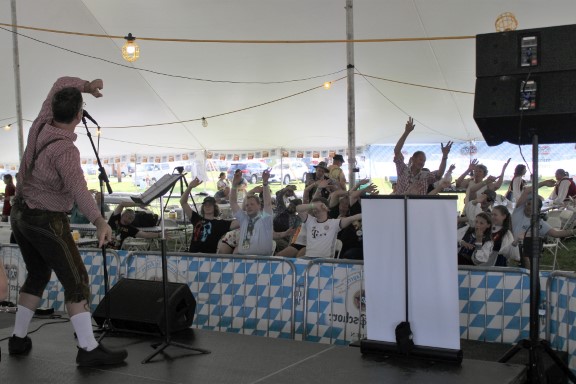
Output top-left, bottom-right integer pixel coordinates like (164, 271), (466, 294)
(133, 174), (211, 364)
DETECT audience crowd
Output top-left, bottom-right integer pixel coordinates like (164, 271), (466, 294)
(2, 118), (576, 264)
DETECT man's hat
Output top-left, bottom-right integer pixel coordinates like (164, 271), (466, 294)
(314, 161), (329, 172)
(333, 154), (345, 163)
(203, 196), (217, 205)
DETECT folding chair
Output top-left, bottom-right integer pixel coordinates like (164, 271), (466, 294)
(334, 239), (343, 259)
(542, 216), (561, 270)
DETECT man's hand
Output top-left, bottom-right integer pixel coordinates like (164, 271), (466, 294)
(94, 217), (113, 247)
(441, 141), (453, 156)
(86, 79), (103, 98)
(190, 177), (202, 188)
(232, 169), (243, 186)
(405, 117), (415, 133)
(262, 169), (270, 184)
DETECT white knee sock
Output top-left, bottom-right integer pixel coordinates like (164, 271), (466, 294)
(12, 305), (35, 338)
(70, 312), (99, 351)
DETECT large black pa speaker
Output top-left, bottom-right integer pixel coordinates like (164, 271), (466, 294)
(93, 279), (196, 334)
(473, 71), (576, 146)
(476, 24), (576, 78)
(474, 24), (576, 146)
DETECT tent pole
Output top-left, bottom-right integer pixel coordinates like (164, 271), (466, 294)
(11, 0), (25, 160)
(345, 0), (356, 188)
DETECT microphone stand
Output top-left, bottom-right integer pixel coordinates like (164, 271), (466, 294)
(81, 116), (115, 341)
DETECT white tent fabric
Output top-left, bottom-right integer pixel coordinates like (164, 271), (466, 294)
(2, 0), (576, 165)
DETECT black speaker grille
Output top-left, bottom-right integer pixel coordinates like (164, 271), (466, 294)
(93, 279), (196, 334)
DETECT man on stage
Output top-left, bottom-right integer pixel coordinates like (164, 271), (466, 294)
(9, 76), (127, 366)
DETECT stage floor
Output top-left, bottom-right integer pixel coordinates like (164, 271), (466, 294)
(0, 312), (526, 384)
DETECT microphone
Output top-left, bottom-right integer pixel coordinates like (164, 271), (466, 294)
(82, 109), (100, 127)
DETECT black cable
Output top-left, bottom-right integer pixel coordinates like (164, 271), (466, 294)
(0, 313), (70, 342)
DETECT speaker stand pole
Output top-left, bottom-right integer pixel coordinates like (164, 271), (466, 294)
(498, 131), (576, 383)
(142, 195), (210, 364)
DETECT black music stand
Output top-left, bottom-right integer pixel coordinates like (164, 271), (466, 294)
(133, 174), (211, 364)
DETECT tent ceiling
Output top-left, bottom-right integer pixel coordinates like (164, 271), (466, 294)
(1, 0), (576, 163)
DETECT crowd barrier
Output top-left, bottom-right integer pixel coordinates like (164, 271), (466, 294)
(1, 243), (574, 372)
(547, 271), (576, 371)
(124, 251), (297, 339)
(0, 244), (121, 311)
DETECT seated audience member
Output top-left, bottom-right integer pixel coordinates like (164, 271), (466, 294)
(180, 177), (239, 253)
(512, 186), (576, 268)
(273, 185), (302, 252)
(457, 158), (510, 203)
(460, 189), (497, 227)
(457, 212), (493, 265)
(274, 224), (307, 257)
(505, 164), (527, 203)
(328, 154), (347, 190)
(305, 161), (331, 201)
(393, 117), (452, 195)
(214, 172), (231, 203)
(490, 205), (520, 267)
(428, 164), (456, 194)
(230, 169), (273, 256)
(107, 201), (160, 248)
(296, 197), (361, 258)
(542, 168), (576, 205)
(329, 179), (377, 259)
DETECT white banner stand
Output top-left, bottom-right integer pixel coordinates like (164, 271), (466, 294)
(359, 195), (462, 363)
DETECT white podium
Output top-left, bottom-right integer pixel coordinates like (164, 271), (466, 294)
(360, 195), (462, 363)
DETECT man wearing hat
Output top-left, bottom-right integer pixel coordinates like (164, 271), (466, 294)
(460, 189), (497, 228)
(180, 177), (239, 253)
(329, 154), (347, 190)
(305, 161), (332, 201)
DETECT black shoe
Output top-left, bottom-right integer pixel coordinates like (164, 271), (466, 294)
(76, 344), (127, 367)
(8, 335), (32, 355)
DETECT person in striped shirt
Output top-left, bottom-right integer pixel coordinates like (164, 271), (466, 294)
(8, 77), (127, 367)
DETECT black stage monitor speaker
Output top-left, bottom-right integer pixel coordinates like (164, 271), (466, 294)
(473, 71), (576, 146)
(476, 24), (576, 78)
(93, 278), (196, 334)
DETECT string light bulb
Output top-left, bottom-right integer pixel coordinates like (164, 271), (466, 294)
(3, 124), (11, 131)
(201, 117), (208, 128)
(323, 82), (332, 90)
(122, 33), (140, 62)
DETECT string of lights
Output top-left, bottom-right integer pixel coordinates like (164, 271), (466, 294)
(0, 22), (475, 44)
(0, 26), (348, 85)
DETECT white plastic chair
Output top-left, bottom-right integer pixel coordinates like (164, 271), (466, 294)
(542, 216), (561, 270)
(121, 237), (151, 251)
(334, 239), (343, 259)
